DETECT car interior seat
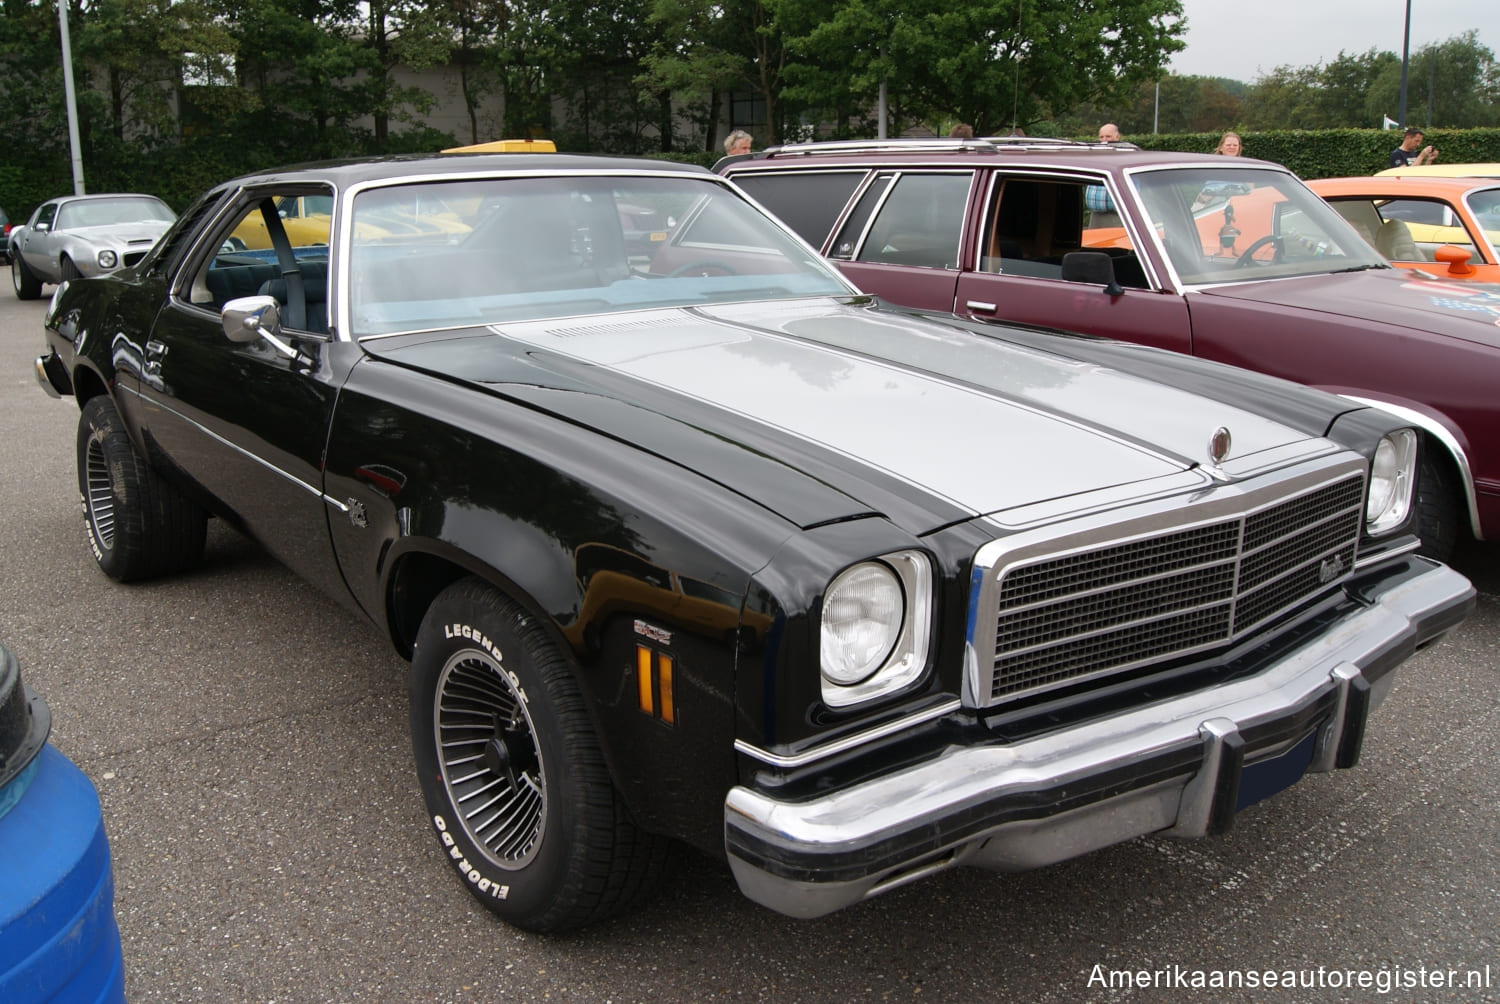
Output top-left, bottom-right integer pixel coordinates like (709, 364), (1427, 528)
(1375, 218), (1420, 261)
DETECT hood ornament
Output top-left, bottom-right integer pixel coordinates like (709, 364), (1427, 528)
(1208, 426), (1232, 466)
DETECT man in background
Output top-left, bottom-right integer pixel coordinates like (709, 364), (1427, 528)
(724, 130), (753, 156)
(1098, 123), (1120, 143)
(1389, 127), (1437, 168)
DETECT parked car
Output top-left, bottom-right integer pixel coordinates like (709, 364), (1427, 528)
(0, 206), (12, 265)
(1378, 163), (1500, 179)
(1307, 175), (1500, 282)
(11, 193), (176, 299)
(34, 152), (1473, 931)
(718, 138), (1500, 559)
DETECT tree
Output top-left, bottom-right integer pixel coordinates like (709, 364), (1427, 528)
(774, 0), (1185, 137)
(1366, 31), (1500, 129)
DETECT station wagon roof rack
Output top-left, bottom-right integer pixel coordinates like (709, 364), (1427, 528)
(759, 137), (1142, 158)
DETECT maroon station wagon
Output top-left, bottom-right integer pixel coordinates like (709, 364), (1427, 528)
(720, 139), (1500, 560)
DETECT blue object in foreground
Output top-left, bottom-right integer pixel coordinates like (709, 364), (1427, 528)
(0, 644), (126, 1004)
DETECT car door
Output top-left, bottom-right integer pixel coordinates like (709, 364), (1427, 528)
(130, 184), (358, 598)
(952, 171), (1194, 354)
(826, 170), (972, 312)
(16, 200), (60, 280)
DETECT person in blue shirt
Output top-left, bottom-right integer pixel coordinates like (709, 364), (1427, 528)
(1389, 128), (1437, 168)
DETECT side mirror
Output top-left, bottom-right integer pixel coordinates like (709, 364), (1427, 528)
(222, 295), (303, 362)
(1433, 244), (1476, 277)
(222, 295), (282, 344)
(1061, 251), (1125, 296)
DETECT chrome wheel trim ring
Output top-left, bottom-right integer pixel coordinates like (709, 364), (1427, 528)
(84, 437), (116, 551)
(434, 646), (547, 870)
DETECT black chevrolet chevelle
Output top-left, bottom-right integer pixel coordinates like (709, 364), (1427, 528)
(34, 153), (1475, 931)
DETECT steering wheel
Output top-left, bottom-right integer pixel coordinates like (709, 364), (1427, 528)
(667, 260), (739, 277)
(1235, 235), (1283, 267)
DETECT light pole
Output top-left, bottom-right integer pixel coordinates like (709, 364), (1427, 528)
(1397, 0), (1411, 127)
(59, 0), (85, 194)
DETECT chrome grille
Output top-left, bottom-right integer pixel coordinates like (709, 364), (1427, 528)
(985, 474), (1364, 705)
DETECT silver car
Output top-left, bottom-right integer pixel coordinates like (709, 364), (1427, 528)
(10, 193), (175, 299)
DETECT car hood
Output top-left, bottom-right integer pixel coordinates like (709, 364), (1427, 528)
(68, 220), (172, 245)
(367, 298), (1331, 534)
(1199, 268), (1500, 349)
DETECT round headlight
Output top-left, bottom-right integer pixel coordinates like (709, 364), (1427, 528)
(1367, 430), (1416, 534)
(97, 250), (117, 269)
(820, 562), (904, 686)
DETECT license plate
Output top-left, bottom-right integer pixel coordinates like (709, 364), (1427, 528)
(1236, 731), (1318, 812)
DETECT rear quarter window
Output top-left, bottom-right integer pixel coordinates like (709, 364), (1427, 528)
(730, 170), (866, 249)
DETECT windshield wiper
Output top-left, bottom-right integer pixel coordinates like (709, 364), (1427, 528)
(1326, 263), (1391, 274)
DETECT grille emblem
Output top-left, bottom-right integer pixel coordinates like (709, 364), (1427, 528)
(1208, 426), (1232, 465)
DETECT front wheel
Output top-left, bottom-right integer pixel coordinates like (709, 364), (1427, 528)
(409, 578), (668, 932)
(1415, 448), (1462, 562)
(77, 396), (207, 581)
(12, 254), (41, 299)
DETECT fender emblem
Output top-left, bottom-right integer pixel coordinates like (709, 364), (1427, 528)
(347, 499), (368, 528)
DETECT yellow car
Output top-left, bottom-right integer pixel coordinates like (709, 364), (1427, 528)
(228, 195), (333, 250)
(228, 193), (472, 251)
(1376, 162), (1500, 179)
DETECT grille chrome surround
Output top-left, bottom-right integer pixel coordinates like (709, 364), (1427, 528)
(965, 455), (1367, 709)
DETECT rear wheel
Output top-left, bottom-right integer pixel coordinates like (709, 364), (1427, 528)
(12, 254), (41, 299)
(409, 578), (668, 932)
(77, 396), (207, 581)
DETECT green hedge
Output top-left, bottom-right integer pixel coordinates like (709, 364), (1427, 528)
(1120, 128), (1500, 179)
(9, 128), (1499, 226)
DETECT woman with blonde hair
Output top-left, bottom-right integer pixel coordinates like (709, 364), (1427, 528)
(1216, 131), (1243, 156)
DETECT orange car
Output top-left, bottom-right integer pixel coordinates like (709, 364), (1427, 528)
(1307, 175), (1500, 282)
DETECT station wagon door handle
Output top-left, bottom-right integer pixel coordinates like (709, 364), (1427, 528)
(965, 300), (997, 314)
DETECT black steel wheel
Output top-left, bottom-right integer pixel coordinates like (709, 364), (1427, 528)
(410, 578), (668, 932)
(77, 396), (207, 581)
(1415, 446), (1462, 562)
(12, 254), (41, 299)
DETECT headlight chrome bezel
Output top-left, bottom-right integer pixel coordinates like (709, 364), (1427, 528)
(1366, 429), (1418, 536)
(97, 250), (117, 270)
(819, 550), (932, 708)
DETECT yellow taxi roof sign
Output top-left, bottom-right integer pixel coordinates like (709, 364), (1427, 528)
(442, 139), (557, 154)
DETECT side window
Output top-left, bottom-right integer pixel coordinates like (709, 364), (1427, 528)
(187, 187), (334, 335)
(983, 175), (1149, 289)
(830, 174), (894, 259)
(731, 171), (865, 249)
(844, 172), (970, 269)
(1377, 198), (1472, 261)
(34, 203), (58, 230)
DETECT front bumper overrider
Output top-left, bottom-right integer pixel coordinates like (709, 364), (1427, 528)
(724, 555), (1474, 919)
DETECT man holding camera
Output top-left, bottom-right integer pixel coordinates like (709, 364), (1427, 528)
(1389, 127), (1438, 168)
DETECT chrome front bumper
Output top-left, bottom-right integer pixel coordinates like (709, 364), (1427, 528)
(724, 557), (1474, 919)
(34, 352), (67, 399)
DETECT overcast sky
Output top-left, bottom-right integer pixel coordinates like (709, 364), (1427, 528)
(1168, 0), (1497, 82)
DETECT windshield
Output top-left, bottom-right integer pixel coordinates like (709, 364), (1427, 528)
(1131, 168), (1387, 285)
(1467, 188), (1500, 260)
(347, 175), (851, 336)
(57, 196), (175, 229)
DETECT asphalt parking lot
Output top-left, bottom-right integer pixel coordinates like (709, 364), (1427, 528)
(2, 288), (1498, 1003)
